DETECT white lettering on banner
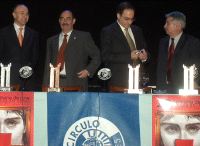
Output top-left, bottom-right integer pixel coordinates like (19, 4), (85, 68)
(63, 116), (125, 146)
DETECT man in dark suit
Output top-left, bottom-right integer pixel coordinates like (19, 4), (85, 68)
(0, 4), (39, 91)
(101, 2), (148, 90)
(43, 10), (100, 91)
(156, 11), (200, 93)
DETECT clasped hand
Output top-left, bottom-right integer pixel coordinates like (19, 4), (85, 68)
(131, 49), (147, 61)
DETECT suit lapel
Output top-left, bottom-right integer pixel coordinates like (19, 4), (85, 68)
(67, 30), (76, 49)
(10, 25), (20, 47)
(174, 33), (186, 56)
(51, 34), (59, 65)
(131, 26), (140, 49)
(23, 26), (30, 48)
(113, 23), (130, 50)
(163, 37), (170, 63)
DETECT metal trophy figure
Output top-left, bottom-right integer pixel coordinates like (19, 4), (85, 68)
(19, 66), (33, 91)
(97, 68), (112, 81)
(48, 63), (61, 92)
(97, 68), (112, 91)
(127, 64), (143, 94)
(0, 63), (12, 91)
(179, 64), (198, 95)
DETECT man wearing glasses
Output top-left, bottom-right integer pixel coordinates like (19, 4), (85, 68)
(101, 1), (148, 91)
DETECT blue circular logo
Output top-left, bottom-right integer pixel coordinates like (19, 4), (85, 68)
(63, 116), (125, 146)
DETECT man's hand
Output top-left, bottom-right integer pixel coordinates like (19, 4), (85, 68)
(77, 69), (90, 78)
(131, 50), (139, 60)
(138, 49), (148, 62)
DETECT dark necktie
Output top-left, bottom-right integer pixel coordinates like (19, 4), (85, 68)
(167, 38), (175, 83)
(125, 28), (136, 51)
(56, 34), (67, 70)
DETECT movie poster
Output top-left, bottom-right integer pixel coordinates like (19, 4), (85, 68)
(0, 92), (34, 146)
(152, 95), (200, 146)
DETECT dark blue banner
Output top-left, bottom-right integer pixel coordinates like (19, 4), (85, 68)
(47, 92), (140, 146)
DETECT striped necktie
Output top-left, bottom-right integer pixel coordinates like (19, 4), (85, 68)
(56, 34), (68, 70)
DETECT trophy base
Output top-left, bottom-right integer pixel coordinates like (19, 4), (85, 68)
(179, 89), (198, 95)
(127, 89), (143, 94)
(48, 87), (61, 92)
(0, 87), (11, 91)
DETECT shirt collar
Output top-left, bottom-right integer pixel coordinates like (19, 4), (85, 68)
(117, 21), (131, 33)
(61, 30), (73, 37)
(13, 23), (25, 31)
(173, 32), (183, 41)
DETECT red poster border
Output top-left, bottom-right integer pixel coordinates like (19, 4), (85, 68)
(0, 92), (34, 146)
(152, 95), (200, 146)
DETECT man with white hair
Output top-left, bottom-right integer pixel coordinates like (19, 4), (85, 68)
(156, 11), (200, 93)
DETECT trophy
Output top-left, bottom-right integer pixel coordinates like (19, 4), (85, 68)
(19, 66), (33, 78)
(0, 63), (11, 91)
(19, 66), (33, 91)
(127, 64), (143, 94)
(97, 68), (112, 80)
(97, 68), (112, 91)
(179, 64), (198, 95)
(48, 63), (61, 92)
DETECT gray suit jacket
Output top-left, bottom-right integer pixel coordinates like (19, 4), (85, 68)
(43, 30), (100, 90)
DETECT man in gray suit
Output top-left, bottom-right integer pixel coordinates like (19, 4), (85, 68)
(43, 10), (100, 91)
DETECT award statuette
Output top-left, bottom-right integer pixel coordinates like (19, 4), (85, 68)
(127, 64), (143, 94)
(97, 68), (112, 80)
(19, 66), (33, 79)
(19, 66), (33, 91)
(179, 64), (198, 95)
(97, 68), (112, 92)
(48, 63), (61, 92)
(0, 63), (12, 91)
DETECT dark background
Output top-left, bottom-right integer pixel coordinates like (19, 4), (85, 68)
(0, 0), (200, 91)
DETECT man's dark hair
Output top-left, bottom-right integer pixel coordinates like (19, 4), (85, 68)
(60, 9), (75, 19)
(116, 1), (135, 15)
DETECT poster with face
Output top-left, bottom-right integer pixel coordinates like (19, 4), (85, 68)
(0, 92), (33, 146)
(152, 95), (200, 146)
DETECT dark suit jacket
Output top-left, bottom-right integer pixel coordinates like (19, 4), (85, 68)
(43, 30), (100, 91)
(156, 33), (200, 93)
(0, 25), (39, 90)
(101, 22), (147, 87)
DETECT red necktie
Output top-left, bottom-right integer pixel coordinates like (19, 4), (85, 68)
(167, 38), (174, 83)
(56, 34), (67, 70)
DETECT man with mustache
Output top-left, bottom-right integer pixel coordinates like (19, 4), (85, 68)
(43, 10), (100, 91)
